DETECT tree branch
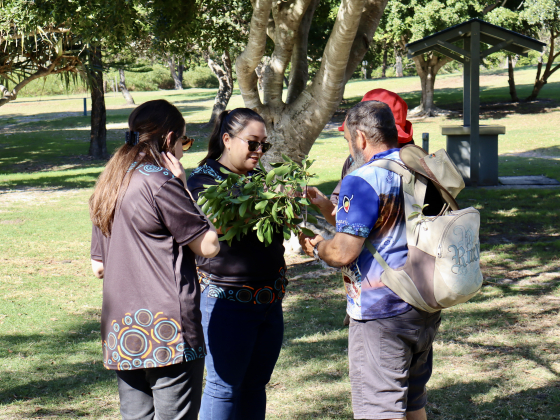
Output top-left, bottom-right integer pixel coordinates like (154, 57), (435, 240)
(307, 0), (367, 108)
(343, 0), (390, 84)
(286, 0), (319, 104)
(272, 0), (370, 160)
(236, 0), (274, 109)
(0, 27), (70, 43)
(263, 0), (314, 106)
(0, 56), (80, 107)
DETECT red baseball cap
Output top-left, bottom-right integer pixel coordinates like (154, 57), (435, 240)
(338, 88), (413, 144)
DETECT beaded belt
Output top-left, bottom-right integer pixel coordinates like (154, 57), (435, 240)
(198, 267), (288, 304)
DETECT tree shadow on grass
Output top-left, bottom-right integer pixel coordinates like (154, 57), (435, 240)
(0, 168), (103, 191)
(428, 380), (560, 419)
(0, 318), (116, 417)
(280, 273), (560, 419)
(341, 81), (560, 119)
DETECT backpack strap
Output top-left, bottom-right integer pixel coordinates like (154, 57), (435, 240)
(363, 240), (437, 313)
(367, 158), (428, 245)
(364, 239), (390, 271)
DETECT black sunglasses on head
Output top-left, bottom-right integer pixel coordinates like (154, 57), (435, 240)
(181, 136), (195, 152)
(234, 136), (272, 154)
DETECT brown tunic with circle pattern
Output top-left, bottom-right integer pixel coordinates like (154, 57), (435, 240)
(91, 163), (210, 371)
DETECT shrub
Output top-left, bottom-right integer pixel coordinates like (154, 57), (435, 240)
(183, 66), (219, 88)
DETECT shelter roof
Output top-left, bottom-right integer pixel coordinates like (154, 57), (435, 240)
(406, 18), (545, 61)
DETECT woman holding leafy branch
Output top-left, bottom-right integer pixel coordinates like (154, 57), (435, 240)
(89, 100), (219, 420)
(187, 108), (288, 420)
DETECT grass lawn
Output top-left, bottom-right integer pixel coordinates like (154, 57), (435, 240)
(1, 67), (559, 419)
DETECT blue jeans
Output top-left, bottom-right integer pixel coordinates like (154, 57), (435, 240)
(200, 287), (284, 420)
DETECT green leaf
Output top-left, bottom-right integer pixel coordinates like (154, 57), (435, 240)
(306, 213), (318, 224)
(298, 198), (310, 206)
(273, 166), (290, 177)
(283, 226), (291, 240)
(285, 204), (294, 219)
(219, 167), (231, 174)
(220, 228), (236, 242)
(255, 200), (268, 211)
(309, 204), (321, 213)
(239, 200), (249, 217)
(237, 195), (252, 202)
(258, 159), (266, 172)
(256, 225), (264, 242)
(408, 211), (420, 220)
(264, 224), (272, 245)
(265, 170), (276, 185)
(301, 227), (315, 237)
(243, 181), (254, 191)
(281, 153), (293, 162)
(271, 201), (279, 223)
(197, 196), (207, 206)
(201, 200), (211, 214)
(260, 191), (277, 199)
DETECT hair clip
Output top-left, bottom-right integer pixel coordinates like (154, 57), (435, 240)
(125, 131), (140, 146)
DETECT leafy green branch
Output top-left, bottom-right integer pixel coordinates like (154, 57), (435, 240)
(196, 154), (319, 246)
(408, 203), (430, 230)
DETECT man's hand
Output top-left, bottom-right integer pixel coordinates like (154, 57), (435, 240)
(161, 152), (187, 186)
(299, 232), (324, 257)
(305, 187), (332, 211)
(305, 187), (336, 226)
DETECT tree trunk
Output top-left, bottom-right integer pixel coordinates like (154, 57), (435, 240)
(507, 55), (518, 103)
(236, 0), (389, 164)
(118, 68), (135, 105)
(527, 28), (560, 101)
(206, 50), (234, 127)
(381, 40), (388, 78)
(395, 48), (403, 77)
(361, 61), (368, 79)
(178, 63), (184, 85)
(409, 52), (452, 117)
(168, 56), (183, 90)
(103, 80), (108, 93)
(88, 46), (108, 159)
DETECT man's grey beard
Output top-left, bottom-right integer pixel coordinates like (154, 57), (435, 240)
(347, 144), (367, 173)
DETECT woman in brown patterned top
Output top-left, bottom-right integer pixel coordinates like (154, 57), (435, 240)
(89, 100), (219, 420)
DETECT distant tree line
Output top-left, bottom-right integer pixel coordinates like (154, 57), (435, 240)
(1, 0), (559, 160)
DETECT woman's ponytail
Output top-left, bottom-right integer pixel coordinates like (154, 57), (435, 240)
(199, 111), (229, 166)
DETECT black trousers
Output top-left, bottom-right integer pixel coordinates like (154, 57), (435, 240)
(116, 359), (204, 420)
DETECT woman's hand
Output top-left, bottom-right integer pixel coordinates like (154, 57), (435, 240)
(161, 152), (187, 186)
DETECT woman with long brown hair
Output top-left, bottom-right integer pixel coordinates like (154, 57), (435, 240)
(187, 108), (287, 420)
(89, 99), (219, 420)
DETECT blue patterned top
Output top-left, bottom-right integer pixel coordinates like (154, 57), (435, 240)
(189, 164), (225, 182)
(335, 148), (410, 320)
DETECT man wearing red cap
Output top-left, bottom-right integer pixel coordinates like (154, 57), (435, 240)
(300, 99), (439, 420)
(331, 89), (414, 207)
(306, 89), (415, 226)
